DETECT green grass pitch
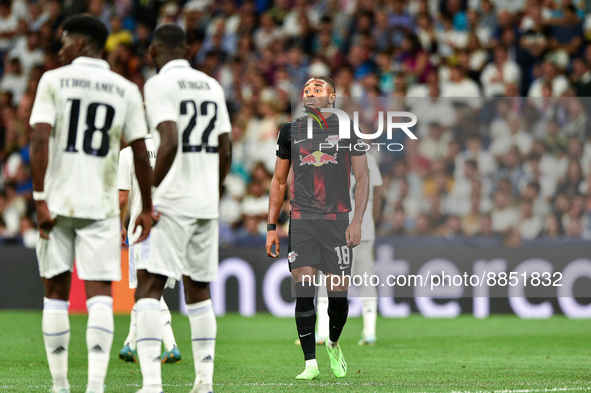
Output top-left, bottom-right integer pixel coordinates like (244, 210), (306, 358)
(0, 311), (590, 392)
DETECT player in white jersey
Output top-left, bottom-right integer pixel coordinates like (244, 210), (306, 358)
(316, 153), (383, 345)
(117, 135), (182, 364)
(29, 15), (153, 393)
(134, 24), (232, 393)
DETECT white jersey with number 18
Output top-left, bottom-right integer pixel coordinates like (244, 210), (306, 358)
(144, 59), (231, 219)
(29, 56), (148, 220)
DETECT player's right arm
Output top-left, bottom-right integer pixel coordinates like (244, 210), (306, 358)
(266, 158), (290, 257)
(31, 123), (53, 239)
(266, 122), (291, 258)
(29, 73), (56, 239)
(152, 121), (178, 187)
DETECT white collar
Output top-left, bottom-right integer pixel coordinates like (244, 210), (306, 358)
(71, 56), (110, 70)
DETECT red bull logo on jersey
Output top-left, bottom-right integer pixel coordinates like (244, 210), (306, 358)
(299, 151), (338, 166)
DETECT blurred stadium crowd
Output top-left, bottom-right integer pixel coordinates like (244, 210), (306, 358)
(0, 0), (591, 247)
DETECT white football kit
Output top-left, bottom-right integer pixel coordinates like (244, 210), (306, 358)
(140, 59), (231, 282)
(30, 56), (147, 281)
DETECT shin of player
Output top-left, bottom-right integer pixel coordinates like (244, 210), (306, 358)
(135, 23), (232, 393)
(30, 15), (152, 393)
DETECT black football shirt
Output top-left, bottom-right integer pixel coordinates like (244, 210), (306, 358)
(276, 113), (365, 220)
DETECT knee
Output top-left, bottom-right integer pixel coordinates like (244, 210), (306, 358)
(135, 271), (167, 301)
(184, 280), (210, 304)
(294, 281), (315, 316)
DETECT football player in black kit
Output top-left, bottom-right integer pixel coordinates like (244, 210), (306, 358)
(266, 76), (369, 380)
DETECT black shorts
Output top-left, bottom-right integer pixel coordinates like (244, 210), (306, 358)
(288, 219), (352, 276)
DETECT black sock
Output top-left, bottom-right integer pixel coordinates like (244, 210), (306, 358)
(295, 296), (316, 360)
(328, 293), (348, 343)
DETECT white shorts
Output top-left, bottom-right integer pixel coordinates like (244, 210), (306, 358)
(137, 212), (218, 283)
(128, 234), (175, 289)
(36, 216), (121, 281)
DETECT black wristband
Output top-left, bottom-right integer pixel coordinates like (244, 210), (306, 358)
(267, 223), (277, 231)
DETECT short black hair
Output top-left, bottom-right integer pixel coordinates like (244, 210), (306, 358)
(62, 15), (109, 50)
(309, 76), (336, 94)
(153, 23), (186, 50)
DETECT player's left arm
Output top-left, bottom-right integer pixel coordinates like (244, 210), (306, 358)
(125, 84), (153, 243)
(215, 89), (233, 199)
(347, 154), (369, 248)
(218, 133), (232, 198)
(153, 121), (178, 187)
(119, 190), (129, 245)
(117, 149), (132, 245)
(130, 139), (153, 243)
(30, 123), (53, 239)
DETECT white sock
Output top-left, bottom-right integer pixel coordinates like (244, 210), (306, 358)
(305, 359), (318, 368)
(124, 304), (137, 350)
(316, 295), (329, 340)
(136, 298), (162, 391)
(86, 296), (114, 393)
(43, 298), (70, 391)
(160, 297), (177, 352)
(187, 299), (216, 389)
(362, 297), (378, 338)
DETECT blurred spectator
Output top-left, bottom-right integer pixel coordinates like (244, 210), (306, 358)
(542, 211), (564, 238)
(0, 0), (18, 74)
(105, 15), (133, 53)
(418, 121), (451, 161)
(0, 57), (26, 105)
(491, 190), (518, 235)
(518, 199), (543, 239)
(8, 30), (44, 77)
(571, 58), (591, 96)
(480, 45), (521, 96)
(528, 60), (569, 97)
(440, 64), (481, 97)
(461, 193), (483, 236)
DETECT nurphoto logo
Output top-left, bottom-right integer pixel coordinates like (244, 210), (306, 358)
(303, 106), (418, 152)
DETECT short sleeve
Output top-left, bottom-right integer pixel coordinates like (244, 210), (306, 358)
(144, 76), (177, 129)
(29, 73), (56, 127)
(122, 84), (148, 143)
(276, 122), (291, 160)
(118, 147), (132, 191)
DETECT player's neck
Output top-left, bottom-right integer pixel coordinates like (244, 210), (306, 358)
(75, 51), (101, 60)
(156, 56), (184, 72)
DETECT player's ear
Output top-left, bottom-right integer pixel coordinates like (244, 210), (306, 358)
(75, 36), (86, 54)
(184, 44), (190, 60)
(148, 44), (156, 59)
